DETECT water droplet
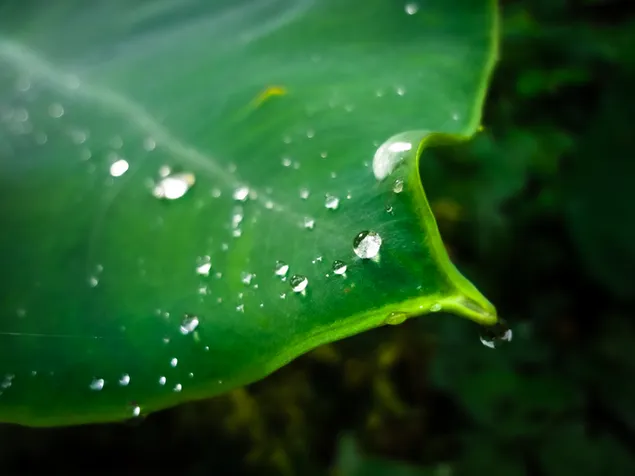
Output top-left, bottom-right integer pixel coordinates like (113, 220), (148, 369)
(385, 312), (407, 326)
(393, 179), (404, 193)
(282, 157), (292, 167)
(153, 172), (195, 200)
(196, 256), (212, 276)
(300, 188), (310, 199)
(332, 260), (347, 275)
(290, 275), (308, 293)
(275, 261), (289, 277)
(88, 276), (99, 287)
(170, 358), (178, 367)
(306, 129), (315, 138)
(119, 374), (130, 386)
(159, 376), (166, 385)
(480, 321), (513, 349)
(241, 272), (254, 285)
(372, 131), (421, 180)
(48, 103), (64, 118)
(132, 405), (141, 417)
(143, 137), (157, 151)
(233, 186), (250, 202)
(89, 378), (104, 391)
(180, 314), (199, 335)
(109, 159), (129, 177)
(353, 231), (382, 259)
(174, 383), (182, 392)
(236, 304), (245, 313)
(430, 303), (442, 312)
(405, 2), (419, 15)
(396, 86), (406, 96)
(325, 194), (340, 210)
(385, 205), (394, 214)
(211, 188), (221, 198)
(303, 217), (315, 230)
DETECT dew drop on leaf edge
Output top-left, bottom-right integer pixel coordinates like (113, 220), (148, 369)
(480, 321), (513, 349)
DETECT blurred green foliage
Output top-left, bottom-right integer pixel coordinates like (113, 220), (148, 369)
(1, 0), (635, 474)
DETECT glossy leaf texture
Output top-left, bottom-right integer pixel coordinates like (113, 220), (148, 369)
(0, 0), (499, 426)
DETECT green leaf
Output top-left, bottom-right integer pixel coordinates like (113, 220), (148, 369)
(0, 0), (499, 426)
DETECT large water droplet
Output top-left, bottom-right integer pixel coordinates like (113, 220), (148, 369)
(89, 378), (104, 391)
(372, 131), (422, 180)
(153, 172), (195, 200)
(332, 260), (347, 275)
(353, 231), (382, 259)
(180, 314), (199, 335)
(290, 275), (308, 293)
(325, 194), (340, 210)
(480, 321), (513, 349)
(275, 261), (289, 277)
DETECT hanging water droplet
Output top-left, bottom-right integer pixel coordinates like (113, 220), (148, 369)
(275, 261), (289, 277)
(393, 179), (404, 193)
(325, 194), (340, 210)
(385, 312), (407, 326)
(153, 172), (195, 200)
(332, 260), (347, 275)
(196, 256), (211, 276)
(353, 231), (382, 259)
(479, 321), (513, 349)
(89, 378), (104, 391)
(119, 374), (130, 386)
(303, 217), (315, 230)
(233, 186), (250, 202)
(180, 314), (199, 335)
(290, 275), (308, 293)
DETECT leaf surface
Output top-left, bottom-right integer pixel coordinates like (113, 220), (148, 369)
(0, 0), (498, 425)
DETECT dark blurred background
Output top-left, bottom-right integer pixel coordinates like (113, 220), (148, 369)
(2, 0), (635, 474)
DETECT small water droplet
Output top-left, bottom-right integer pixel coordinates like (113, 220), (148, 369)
(385, 205), (394, 214)
(119, 374), (130, 386)
(353, 231), (382, 259)
(282, 157), (292, 167)
(306, 129), (315, 138)
(405, 2), (419, 15)
(170, 358), (178, 367)
(430, 303), (442, 312)
(132, 405), (141, 417)
(88, 276), (99, 287)
(90, 378), (104, 391)
(241, 272), (254, 285)
(290, 275), (308, 293)
(173, 383), (182, 392)
(109, 158), (129, 177)
(275, 261), (289, 277)
(236, 304), (245, 313)
(332, 260), (347, 275)
(300, 188), (310, 199)
(303, 217), (315, 230)
(180, 314), (199, 335)
(233, 186), (250, 201)
(325, 194), (340, 210)
(48, 103), (64, 118)
(393, 179), (404, 193)
(153, 172), (195, 200)
(159, 376), (166, 385)
(196, 256), (211, 276)
(143, 137), (156, 151)
(385, 312), (407, 326)
(480, 321), (513, 349)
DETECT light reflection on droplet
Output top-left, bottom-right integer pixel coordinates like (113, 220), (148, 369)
(153, 172), (195, 200)
(109, 159), (129, 177)
(233, 186), (250, 202)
